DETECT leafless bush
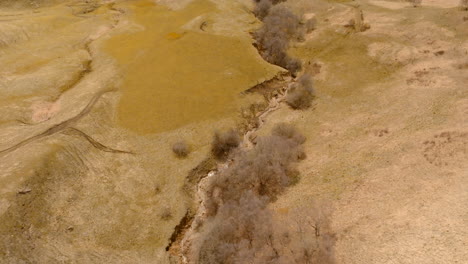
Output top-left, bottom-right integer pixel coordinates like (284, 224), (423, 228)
(172, 141), (190, 158)
(190, 124), (335, 263)
(408, 0), (422, 7)
(461, 0), (468, 10)
(274, 202), (336, 264)
(211, 129), (240, 160)
(196, 191), (272, 263)
(269, 0), (286, 4)
(286, 73), (315, 109)
(254, 0), (272, 19)
(303, 16), (317, 33)
(259, 5), (302, 44)
(253, 0), (286, 6)
(286, 57), (303, 75)
(205, 128), (305, 216)
(253, 0), (287, 19)
(272, 122), (306, 146)
(295, 15), (317, 42)
(197, 197), (336, 264)
(254, 5), (304, 74)
(346, 8), (370, 32)
(195, 192), (335, 264)
(160, 206), (173, 221)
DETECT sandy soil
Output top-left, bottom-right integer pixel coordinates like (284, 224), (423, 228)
(264, 0), (468, 263)
(0, 0), (466, 263)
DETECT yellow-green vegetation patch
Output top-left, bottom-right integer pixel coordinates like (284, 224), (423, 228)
(105, 0), (280, 134)
(293, 29), (400, 98)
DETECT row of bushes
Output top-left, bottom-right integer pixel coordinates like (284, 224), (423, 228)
(185, 2), (331, 262)
(171, 0), (317, 159)
(253, 0), (315, 75)
(253, 0), (317, 110)
(173, 2), (334, 263)
(190, 124), (335, 263)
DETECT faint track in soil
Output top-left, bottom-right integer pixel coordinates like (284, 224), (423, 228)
(0, 89), (115, 156)
(0, 2), (128, 156)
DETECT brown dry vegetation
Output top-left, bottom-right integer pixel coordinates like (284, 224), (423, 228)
(173, 141), (190, 158)
(189, 124), (335, 264)
(461, 0), (468, 10)
(286, 73), (315, 109)
(211, 129), (241, 160)
(253, 2), (305, 75)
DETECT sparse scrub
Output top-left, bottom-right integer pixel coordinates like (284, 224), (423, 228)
(295, 16), (316, 42)
(205, 125), (306, 216)
(206, 131), (304, 215)
(408, 0), (422, 7)
(345, 9), (370, 32)
(190, 124), (335, 263)
(272, 122), (306, 146)
(303, 15), (317, 33)
(196, 192), (274, 263)
(196, 194), (335, 264)
(172, 141), (190, 158)
(286, 73), (315, 110)
(253, 0), (272, 19)
(253, 5), (304, 75)
(160, 206), (173, 221)
(253, 0), (286, 6)
(461, 0), (468, 10)
(286, 57), (303, 75)
(253, 0), (287, 19)
(277, 203), (336, 263)
(211, 129), (240, 160)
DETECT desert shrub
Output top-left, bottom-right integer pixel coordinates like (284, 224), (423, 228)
(304, 16), (317, 33)
(254, 0), (272, 19)
(294, 14), (316, 42)
(286, 73), (315, 110)
(254, 5), (304, 74)
(160, 206), (173, 221)
(253, 0), (286, 5)
(172, 141), (190, 158)
(196, 192), (274, 264)
(211, 129), (240, 160)
(268, 0), (286, 4)
(286, 57), (303, 75)
(253, 0), (287, 19)
(461, 0), (468, 10)
(408, 0), (422, 7)
(272, 122), (306, 145)
(274, 203), (336, 264)
(190, 125), (335, 263)
(197, 196), (336, 264)
(257, 5), (303, 45)
(205, 125), (305, 216)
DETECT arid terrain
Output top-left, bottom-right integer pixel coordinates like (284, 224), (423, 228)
(0, 0), (467, 263)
